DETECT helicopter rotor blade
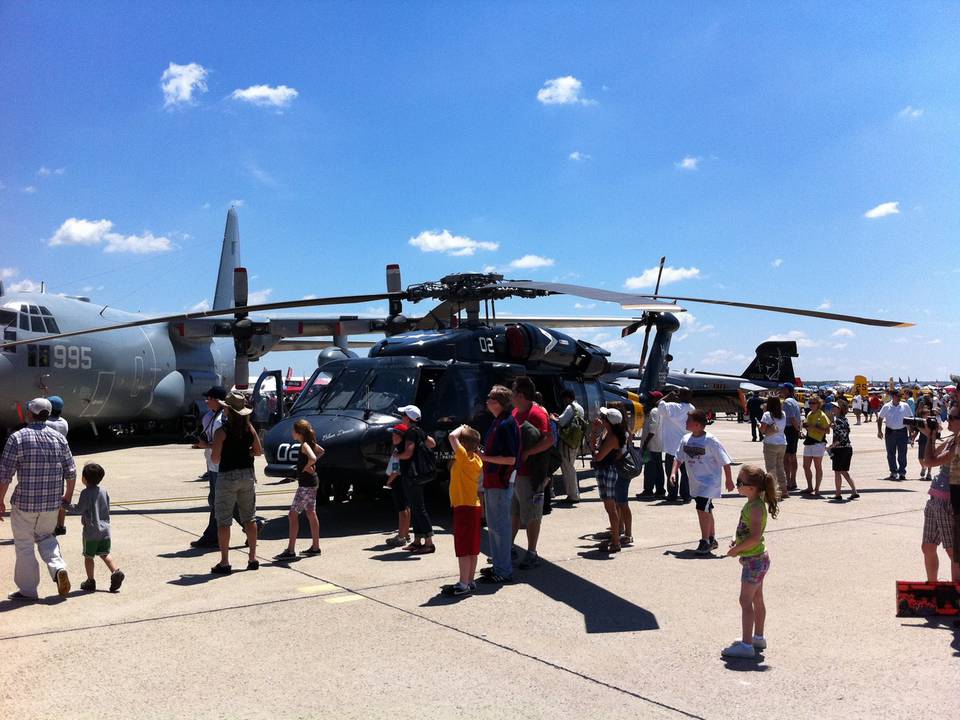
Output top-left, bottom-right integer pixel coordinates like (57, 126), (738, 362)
(234, 354), (250, 390)
(638, 256), (666, 371)
(234, 268), (249, 320)
(641, 295), (913, 328)
(487, 280), (683, 313)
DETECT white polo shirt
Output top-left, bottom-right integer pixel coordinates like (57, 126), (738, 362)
(878, 401), (913, 430)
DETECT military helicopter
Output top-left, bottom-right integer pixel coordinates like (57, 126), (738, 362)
(3, 236), (912, 501)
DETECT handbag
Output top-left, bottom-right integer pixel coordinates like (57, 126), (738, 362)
(616, 444), (642, 481)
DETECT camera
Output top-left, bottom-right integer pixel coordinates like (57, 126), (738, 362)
(903, 417), (939, 430)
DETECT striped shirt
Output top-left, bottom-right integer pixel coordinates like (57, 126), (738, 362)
(0, 423), (77, 512)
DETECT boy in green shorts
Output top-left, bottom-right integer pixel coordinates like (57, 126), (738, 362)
(70, 463), (125, 592)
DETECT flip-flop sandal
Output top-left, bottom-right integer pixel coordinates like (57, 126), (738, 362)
(598, 540), (622, 553)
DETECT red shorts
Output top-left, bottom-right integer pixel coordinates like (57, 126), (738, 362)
(452, 505), (482, 557)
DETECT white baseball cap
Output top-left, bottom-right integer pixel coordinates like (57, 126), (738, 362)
(397, 405), (421, 422)
(599, 407), (623, 425)
(27, 397), (53, 415)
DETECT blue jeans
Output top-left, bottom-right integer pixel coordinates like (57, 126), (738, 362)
(884, 428), (908, 475)
(483, 485), (514, 578)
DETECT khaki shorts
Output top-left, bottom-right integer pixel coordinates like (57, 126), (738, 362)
(511, 475), (544, 526)
(215, 468), (257, 527)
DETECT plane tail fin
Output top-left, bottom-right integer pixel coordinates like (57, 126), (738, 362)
(741, 341), (798, 384)
(213, 208), (241, 310)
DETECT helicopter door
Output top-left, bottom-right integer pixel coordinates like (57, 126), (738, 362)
(251, 370), (284, 430)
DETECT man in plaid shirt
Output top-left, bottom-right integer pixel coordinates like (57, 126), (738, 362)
(0, 398), (77, 600)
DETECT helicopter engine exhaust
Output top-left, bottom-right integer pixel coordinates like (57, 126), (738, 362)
(504, 323), (610, 376)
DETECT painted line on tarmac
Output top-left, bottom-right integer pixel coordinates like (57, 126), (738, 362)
(323, 594), (365, 604)
(298, 583), (340, 594)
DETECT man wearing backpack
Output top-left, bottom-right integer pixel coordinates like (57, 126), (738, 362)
(510, 377), (554, 570)
(553, 390), (586, 504)
(396, 405), (438, 554)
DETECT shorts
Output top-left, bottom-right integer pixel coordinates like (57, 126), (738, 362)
(784, 426), (799, 454)
(596, 465), (619, 501)
(215, 468), (257, 527)
(831, 446), (853, 472)
(803, 439), (826, 458)
(391, 479), (408, 513)
(694, 496), (714, 513)
(290, 486), (317, 514)
(922, 497), (955, 549)
(740, 553), (770, 584)
(614, 472), (632, 504)
(511, 475), (545, 525)
(83, 538), (111, 557)
(452, 505), (482, 557)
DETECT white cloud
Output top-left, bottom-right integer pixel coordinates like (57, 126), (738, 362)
(188, 299), (211, 312)
(568, 151), (591, 161)
(230, 85), (299, 108)
(22, 185), (37, 194)
(927, 338), (942, 345)
(103, 231), (172, 254)
(574, 302), (596, 310)
(0, 181), (6, 191)
(765, 330), (822, 349)
(624, 266), (701, 290)
(161, 62), (209, 108)
(832, 327), (855, 338)
(38, 166), (66, 176)
(201, 202), (211, 210)
(831, 342), (847, 350)
(409, 229), (498, 257)
(817, 299), (832, 310)
(482, 265), (497, 274)
(864, 201), (900, 219)
(229, 199), (245, 208)
(48, 218), (113, 246)
(536, 76), (596, 106)
(8, 278), (42, 292)
(675, 156), (701, 171)
(508, 254), (555, 270)
(898, 105), (923, 119)
(249, 288), (273, 304)
(0, 267), (17, 280)
(245, 161), (277, 186)
(675, 312), (714, 341)
(772, 258), (783, 268)
(700, 349), (750, 368)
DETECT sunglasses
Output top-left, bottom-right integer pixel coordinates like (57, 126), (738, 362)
(735, 479), (755, 488)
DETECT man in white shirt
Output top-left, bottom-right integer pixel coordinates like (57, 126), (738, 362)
(878, 389), (913, 480)
(659, 387), (695, 503)
(639, 391), (666, 498)
(552, 390), (585, 503)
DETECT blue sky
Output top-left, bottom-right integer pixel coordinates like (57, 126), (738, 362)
(2, 2), (958, 380)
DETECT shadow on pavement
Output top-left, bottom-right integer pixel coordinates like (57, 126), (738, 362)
(663, 549), (724, 561)
(722, 650), (770, 671)
(901, 618), (960, 658)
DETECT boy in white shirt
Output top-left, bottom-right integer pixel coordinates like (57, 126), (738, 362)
(670, 409), (734, 555)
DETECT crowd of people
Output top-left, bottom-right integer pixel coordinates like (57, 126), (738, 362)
(2, 376), (958, 660)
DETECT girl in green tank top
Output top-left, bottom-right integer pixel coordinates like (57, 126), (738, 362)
(722, 465), (780, 660)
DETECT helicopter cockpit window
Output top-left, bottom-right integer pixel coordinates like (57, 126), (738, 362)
(315, 367), (370, 412)
(353, 368), (418, 414)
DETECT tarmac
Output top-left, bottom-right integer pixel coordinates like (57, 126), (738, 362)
(0, 418), (957, 719)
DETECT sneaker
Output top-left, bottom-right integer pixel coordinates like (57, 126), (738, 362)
(477, 573), (512, 585)
(849, 492), (860, 500)
(7, 591), (36, 602)
(898, 473), (907, 481)
(709, 537), (719, 550)
(300, 547), (322, 557)
(56, 568), (71, 597)
(479, 566), (495, 577)
(442, 581), (473, 597)
(109, 570), (125, 592)
(210, 563), (232, 575)
(752, 635), (767, 650)
(888, 473), (898, 480)
(722, 641), (756, 658)
(80, 579), (96, 592)
(518, 551), (540, 570)
(385, 535), (409, 548)
(246, 560), (259, 571)
(695, 539), (711, 555)
(273, 550), (298, 562)
(54, 525), (67, 536)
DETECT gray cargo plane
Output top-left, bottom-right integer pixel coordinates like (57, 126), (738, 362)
(0, 209), (639, 435)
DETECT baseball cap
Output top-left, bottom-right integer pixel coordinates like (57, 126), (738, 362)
(890, 388), (901, 395)
(203, 385), (228, 401)
(648, 391), (663, 400)
(779, 382), (795, 390)
(599, 407), (623, 425)
(389, 423), (409, 435)
(47, 395), (64, 413)
(397, 405), (421, 422)
(27, 397), (53, 415)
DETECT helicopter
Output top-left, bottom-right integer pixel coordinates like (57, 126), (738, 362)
(3, 242), (912, 500)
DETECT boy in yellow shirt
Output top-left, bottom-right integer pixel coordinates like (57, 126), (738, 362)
(442, 424), (484, 596)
